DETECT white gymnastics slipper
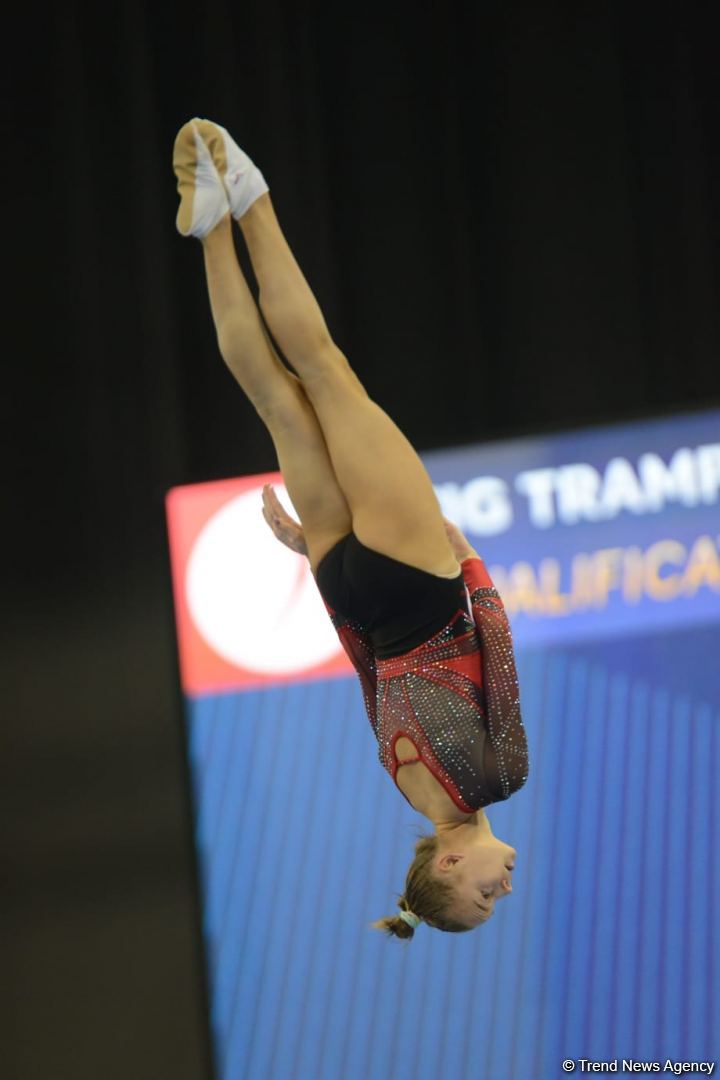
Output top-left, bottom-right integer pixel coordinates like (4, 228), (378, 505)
(173, 119), (230, 238)
(193, 117), (269, 220)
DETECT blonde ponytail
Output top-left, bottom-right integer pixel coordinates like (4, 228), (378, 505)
(372, 835), (474, 940)
(372, 899), (419, 939)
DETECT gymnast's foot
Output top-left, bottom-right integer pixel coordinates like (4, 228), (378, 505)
(193, 118), (269, 220)
(173, 119), (230, 238)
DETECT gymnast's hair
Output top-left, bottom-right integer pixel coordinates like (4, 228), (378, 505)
(371, 835), (473, 940)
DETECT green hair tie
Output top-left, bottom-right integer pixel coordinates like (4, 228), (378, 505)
(398, 910), (420, 929)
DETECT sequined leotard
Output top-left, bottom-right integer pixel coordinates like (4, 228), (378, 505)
(324, 556), (529, 813)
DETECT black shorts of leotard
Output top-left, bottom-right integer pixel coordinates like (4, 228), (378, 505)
(314, 533), (466, 659)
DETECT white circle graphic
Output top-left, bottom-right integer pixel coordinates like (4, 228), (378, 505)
(186, 485), (342, 675)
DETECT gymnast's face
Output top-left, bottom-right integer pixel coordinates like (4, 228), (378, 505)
(438, 836), (517, 926)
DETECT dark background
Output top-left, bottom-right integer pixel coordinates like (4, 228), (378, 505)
(4, 3), (719, 1078)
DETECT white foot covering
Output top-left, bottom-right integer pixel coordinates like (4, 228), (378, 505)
(192, 118), (269, 220)
(173, 120), (230, 238)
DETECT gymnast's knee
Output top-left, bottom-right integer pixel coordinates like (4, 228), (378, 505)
(252, 373), (310, 431)
(299, 343), (368, 402)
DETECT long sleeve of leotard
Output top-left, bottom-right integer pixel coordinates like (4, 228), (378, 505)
(322, 601), (378, 734)
(461, 556), (529, 799)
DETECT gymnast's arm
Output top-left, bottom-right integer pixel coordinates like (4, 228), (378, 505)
(444, 519), (529, 799)
(261, 484), (379, 732)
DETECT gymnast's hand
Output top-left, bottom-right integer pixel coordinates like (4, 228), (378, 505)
(443, 517), (480, 562)
(261, 484), (309, 556)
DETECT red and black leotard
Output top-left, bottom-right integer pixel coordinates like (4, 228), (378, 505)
(321, 553), (529, 813)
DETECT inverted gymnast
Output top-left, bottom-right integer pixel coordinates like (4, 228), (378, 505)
(173, 118), (529, 939)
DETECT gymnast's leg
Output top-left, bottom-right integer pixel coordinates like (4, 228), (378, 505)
(197, 126), (459, 578)
(173, 122), (352, 572)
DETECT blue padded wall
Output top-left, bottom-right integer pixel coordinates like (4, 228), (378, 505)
(186, 624), (718, 1079)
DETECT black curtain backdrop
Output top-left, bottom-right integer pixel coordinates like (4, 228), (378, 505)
(4, 3), (719, 1078)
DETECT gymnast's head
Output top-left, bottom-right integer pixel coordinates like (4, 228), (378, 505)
(372, 831), (516, 939)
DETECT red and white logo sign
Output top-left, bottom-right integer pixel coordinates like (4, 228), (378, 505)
(166, 473), (352, 695)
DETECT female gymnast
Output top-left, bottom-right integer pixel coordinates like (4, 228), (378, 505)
(173, 118), (529, 939)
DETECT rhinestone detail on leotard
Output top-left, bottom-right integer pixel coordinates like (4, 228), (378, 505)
(326, 563), (529, 812)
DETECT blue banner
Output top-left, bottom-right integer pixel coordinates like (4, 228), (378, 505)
(429, 409), (720, 646)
